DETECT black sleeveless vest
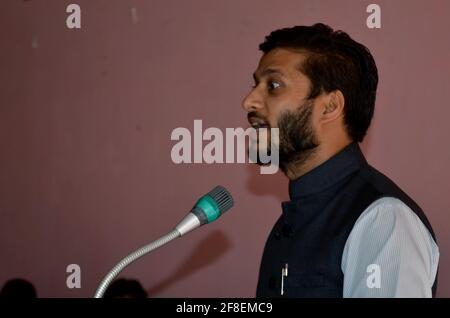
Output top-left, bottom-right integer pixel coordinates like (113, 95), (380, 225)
(256, 142), (438, 297)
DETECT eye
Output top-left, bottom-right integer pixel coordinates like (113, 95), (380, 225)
(268, 81), (281, 91)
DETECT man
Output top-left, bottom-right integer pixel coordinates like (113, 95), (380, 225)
(242, 23), (439, 297)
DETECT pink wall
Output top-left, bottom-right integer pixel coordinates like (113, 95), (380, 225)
(1, 0), (449, 297)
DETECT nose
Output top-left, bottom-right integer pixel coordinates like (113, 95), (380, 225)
(241, 88), (263, 113)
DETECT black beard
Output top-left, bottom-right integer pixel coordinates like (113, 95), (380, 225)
(276, 99), (319, 174)
(248, 99), (318, 169)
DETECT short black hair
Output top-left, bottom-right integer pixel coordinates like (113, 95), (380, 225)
(0, 278), (37, 298)
(259, 23), (378, 142)
(103, 278), (147, 298)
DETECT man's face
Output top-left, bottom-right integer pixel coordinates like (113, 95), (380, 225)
(242, 48), (320, 172)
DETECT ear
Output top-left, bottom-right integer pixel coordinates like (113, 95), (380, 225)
(319, 90), (345, 124)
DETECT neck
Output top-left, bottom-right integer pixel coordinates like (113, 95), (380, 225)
(284, 139), (353, 180)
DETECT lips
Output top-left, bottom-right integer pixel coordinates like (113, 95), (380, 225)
(248, 117), (270, 129)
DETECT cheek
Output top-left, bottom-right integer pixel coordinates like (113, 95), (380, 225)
(266, 101), (293, 128)
(265, 111), (280, 128)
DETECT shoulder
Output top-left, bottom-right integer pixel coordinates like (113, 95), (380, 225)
(344, 197), (437, 260)
(341, 197), (439, 297)
(354, 164), (437, 237)
(352, 197), (430, 235)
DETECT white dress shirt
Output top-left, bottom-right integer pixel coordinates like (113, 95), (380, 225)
(341, 197), (439, 297)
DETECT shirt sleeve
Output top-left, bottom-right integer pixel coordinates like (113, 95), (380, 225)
(341, 197), (439, 298)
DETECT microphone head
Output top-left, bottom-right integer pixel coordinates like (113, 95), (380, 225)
(192, 186), (234, 224)
(208, 185), (234, 214)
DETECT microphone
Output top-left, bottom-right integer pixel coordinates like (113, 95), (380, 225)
(176, 185), (234, 236)
(93, 185), (233, 298)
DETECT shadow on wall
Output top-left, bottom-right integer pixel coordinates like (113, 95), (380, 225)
(146, 230), (232, 296)
(245, 164), (288, 203)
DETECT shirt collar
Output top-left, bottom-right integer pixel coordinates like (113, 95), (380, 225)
(288, 142), (367, 200)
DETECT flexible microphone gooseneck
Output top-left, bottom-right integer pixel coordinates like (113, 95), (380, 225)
(93, 185), (233, 298)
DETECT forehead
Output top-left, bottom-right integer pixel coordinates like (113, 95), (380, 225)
(255, 48), (308, 79)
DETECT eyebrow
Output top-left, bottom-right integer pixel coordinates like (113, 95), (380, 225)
(252, 68), (284, 83)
